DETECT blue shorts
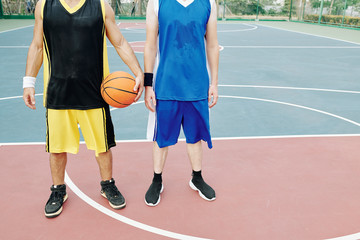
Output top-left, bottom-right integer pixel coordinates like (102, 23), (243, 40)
(154, 100), (212, 149)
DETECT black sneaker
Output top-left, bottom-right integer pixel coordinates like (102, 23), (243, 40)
(145, 181), (163, 206)
(189, 178), (216, 201)
(44, 184), (68, 218)
(100, 178), (126, 209)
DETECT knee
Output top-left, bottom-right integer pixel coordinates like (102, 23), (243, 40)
(51, 152), (67, 159)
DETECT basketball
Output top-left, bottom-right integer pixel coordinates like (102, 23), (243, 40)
(101, 71), (138, 108)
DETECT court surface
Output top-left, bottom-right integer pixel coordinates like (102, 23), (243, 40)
(1, 20), (360, 240)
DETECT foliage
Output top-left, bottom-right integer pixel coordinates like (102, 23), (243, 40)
(309, 0), (360, 15)
(304, 13), (360, 26)
(224, 0), (266, 15)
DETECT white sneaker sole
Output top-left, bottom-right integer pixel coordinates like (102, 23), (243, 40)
(101, 192), (126, 209)
(189, 180), (216, 201)
(145, 184), (164, 207)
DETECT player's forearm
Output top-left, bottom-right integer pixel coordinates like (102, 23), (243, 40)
(115, 42), (143, 78)
(144, 43), (157, 73)
(25, 43), (43, 77)
(207, 45), (219, 86)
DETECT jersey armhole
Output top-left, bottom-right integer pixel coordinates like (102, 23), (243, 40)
(41, 0), (46, 19)
(100, 0), (105, 22)
(209, 0), (215, 9)
(154, 0), (159, 17)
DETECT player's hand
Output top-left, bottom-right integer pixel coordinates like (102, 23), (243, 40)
(133, 74), (144, 102)
(208, 84), (218, 108)
(145, 86), (156, 112)
(23, 87), (36, 110)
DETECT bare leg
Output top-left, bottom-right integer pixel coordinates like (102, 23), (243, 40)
(96, 150), (113, 181)
(153, 141), (169, 173)
(187, 141), (202, 171)
(46, 152), (68, 218)
(97, 149), (126, 209)
(50, 153), (67, 185)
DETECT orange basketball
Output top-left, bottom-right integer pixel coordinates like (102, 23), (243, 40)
(101, 71), (138, 108)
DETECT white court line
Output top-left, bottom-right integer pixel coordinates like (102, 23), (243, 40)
(217, 24), (257, 32)
(325, 233), (360, 240)
(3, 134), (360, 146)
(0, 93), (43, 101)
(222, 46), (360, 49)
(0, 46), (30, 48)
(64, 172), (212, 240)
(0, 25), (34, 34)
(0, 45), (135, 48)
(2, 73), (360, 238)
(219, 95), (360, 127)
(218, 85), (360, 94)
(0, 41), (145, 50)
(2, 85), (359, 101)
(255, 23), (360, 46)
(3, 45), (359, 49)
(2, 95), (360, 239)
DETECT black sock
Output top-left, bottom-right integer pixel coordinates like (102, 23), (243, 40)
(192, 170), (202, 181)
(153, 172), (162, 183)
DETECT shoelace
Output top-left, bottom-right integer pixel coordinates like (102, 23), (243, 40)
(104, 184), (120, 198)
(49, 191), (64, 204)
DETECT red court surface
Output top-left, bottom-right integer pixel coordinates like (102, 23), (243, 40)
(1, 136), (360, 240)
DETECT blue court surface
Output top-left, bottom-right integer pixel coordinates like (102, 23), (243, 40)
(1, 22), (360, 143)
(1, 21), (360, 240)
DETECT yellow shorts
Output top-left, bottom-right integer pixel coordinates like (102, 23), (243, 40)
(46, 107), (116, 155)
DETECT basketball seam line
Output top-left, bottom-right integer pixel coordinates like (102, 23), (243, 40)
(103, 91), (131, 106)
(103, 86), (137, 95)
(105, 76), (136, 82)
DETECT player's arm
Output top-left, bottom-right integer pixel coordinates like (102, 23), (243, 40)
(205, 1), (219, 108)
(104, 1), (144, 102)
(143, 0), (158, 112)
(23, 0), (43, 110)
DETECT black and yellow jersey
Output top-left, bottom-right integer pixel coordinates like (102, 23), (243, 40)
(42, 0), (110, 109)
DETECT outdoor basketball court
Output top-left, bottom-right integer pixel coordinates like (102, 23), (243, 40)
(1, 20), (360, 240)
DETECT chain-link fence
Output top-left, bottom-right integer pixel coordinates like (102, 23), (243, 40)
(219, 0), (290, 20)
(1, 0), (35, 16)
(291, 0), (360, 27)
(0, 0), (147, 17)
(219, 0), (359, 28)
(109, 0), (147, 18)
(1, 0), (359, 28)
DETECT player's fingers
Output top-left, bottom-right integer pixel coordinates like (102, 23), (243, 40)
(151, 95), (156, 108)
(208, 91), (214, 106)
(24, 97), (31, 108)
(149, 94), (156, 112)
(134, 85), (143, 102)
(150, 91), (156, 105)
(133, 78), (140, 92)
(30, 94), (36, 106)
(145, 98), (155, 112)
(23, 94), (35, 109)
(209, 94), (217, 108)
(25, 98), (36, 109)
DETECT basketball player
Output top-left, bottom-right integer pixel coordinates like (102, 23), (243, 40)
(143, 0), (219, 206)
(23, 0), (143, 217)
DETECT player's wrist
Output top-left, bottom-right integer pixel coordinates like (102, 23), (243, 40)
(23, 76), (36, 88)
(144, 73), (153, 87)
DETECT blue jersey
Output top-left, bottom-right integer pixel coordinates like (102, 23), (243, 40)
(154, 0), (213, 101)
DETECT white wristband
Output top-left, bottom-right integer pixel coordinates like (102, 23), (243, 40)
(23, 76), (36, 88)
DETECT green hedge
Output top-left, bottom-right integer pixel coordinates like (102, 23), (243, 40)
(304, 14), (360, 27)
